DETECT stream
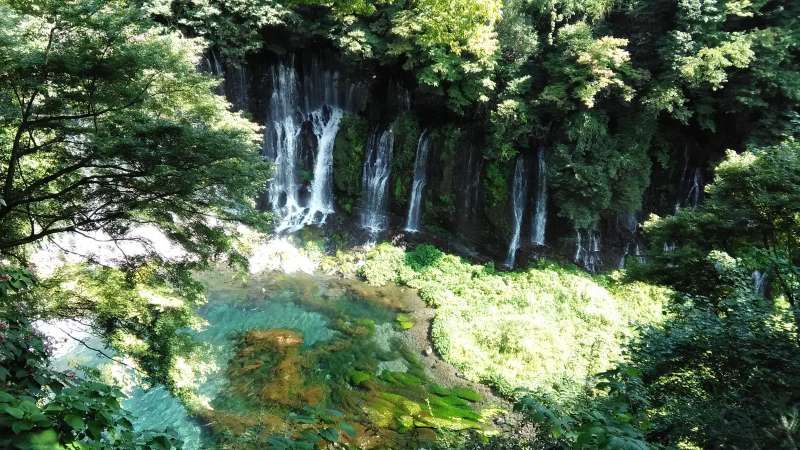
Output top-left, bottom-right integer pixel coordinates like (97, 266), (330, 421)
(41, 271), (487, 449)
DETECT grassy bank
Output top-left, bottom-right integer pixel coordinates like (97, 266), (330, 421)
(331, 243), (671, 404)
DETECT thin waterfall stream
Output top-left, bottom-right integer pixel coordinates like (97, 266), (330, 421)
(504, 157), (527, 268)
(360, 128), (395, 233)
(404, 129), (430, 233)
(530, 146), (547, 246)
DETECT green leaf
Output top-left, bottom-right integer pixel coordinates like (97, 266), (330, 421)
(21, 428), (64, 450)
(63, 414), (85, 431)
(12, 420), (35, 433)
(3, 405), (24, 419)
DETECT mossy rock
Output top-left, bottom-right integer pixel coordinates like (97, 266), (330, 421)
(349, 370), (372, 387)
(451, 387), (481, 402)
(413, 415), (481, 431)
(397, 414), (415, 431)
(395, 313), (415, 330)
(428, 396), (481, 421)
(428, 385), (481, 403)
(379, 392), (423, 416)
(381, 371), (424, 387)
(364, 396), (397, 428)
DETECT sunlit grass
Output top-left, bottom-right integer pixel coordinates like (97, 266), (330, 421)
(358, 243), (672, 402)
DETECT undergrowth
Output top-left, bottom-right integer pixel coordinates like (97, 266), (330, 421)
(355, 243), (671, 402)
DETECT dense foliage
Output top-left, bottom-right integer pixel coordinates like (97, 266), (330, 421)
(0, 0), (269, 260)
(0, 0), (267, 448)
(0, 269), (183, 449)
(2, 0), (799, 449)
(345, 244), (668, 400)
(146, 0), (800, 234)
(642, 141), (800, 325)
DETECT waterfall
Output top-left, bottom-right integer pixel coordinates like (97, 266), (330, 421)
(753, 270), (767, 296)
(530, 146), (547, 246)
(634, 243), (645, 263)
(263, 59), (355, 231)
(619, 244), (629, 269)
(687, 167), (702, 207)
(504, 158), (527, 268)
(265, 63), (303, 227)
(617, 212), (640, 268)
(360, 128), (395, 233)
(575, 228), (601, 272)
(404, 130), (431, 233)
(302, 107), (343, 226)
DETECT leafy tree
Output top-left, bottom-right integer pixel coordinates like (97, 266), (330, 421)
(143, 0), (292, 59)
(0, 0), (269, 262)
(642, 141), (800, 331)
(629, 252), (800, 449)
(0, 1), (268, 447)
(387, 0), (502, 111)
(0, 268), (183, 449)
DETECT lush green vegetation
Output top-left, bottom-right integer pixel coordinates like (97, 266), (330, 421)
(0, 0), (267, 447)
(2, 0), (799, 449)
(155, 0), (799, 233)
(332, 114), (369, 214)
(357, 244), (669, 401)
(389, 114), (422, 210)
(0, 269), (183, 449)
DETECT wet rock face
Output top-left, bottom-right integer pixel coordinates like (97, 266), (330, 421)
(212, 44), (712, 269)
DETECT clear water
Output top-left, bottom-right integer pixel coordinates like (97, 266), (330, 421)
(44, 272), (484, 449)
(39, 320), (205, 449)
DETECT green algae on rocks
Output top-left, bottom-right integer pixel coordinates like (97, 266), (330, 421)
(173, 271), (492, 449)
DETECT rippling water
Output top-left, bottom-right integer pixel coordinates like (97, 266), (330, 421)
(42, 271), (484, 449)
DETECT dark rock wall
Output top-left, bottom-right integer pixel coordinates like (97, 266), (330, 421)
(209, 44), (717, 272)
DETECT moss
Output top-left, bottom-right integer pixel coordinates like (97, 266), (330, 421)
(395, 313), (415, 330)
(390, 113), (421, 208)
(332, 114), (370, 214)
(422, 126), (462, 226)
(483, 160), (509, 210)
(451, 387), (482, 402)
(381, 370), (425, 387)
(349, 370), (372, 386)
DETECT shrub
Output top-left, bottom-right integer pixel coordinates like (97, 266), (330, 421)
(359, 244), (670, 402)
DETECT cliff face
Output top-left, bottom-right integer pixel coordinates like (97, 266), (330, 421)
(207, 43), (715, 271)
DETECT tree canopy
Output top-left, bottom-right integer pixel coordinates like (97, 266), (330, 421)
(0, 0), (269, 263)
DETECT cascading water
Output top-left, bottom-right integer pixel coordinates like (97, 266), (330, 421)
(619, 244), (630, 269)
(575, 228), (601, 272)
(753, 270), (767, 296)
(404, 130), (431, 233)
(504, 158), (527, 268)
(360, 128), (395, 233)
(263, 59), (356, 232)
(530, 146), (547, 246)
(302, 107), (343, 226)
(265, 62), (303, 225)
(687, 167), (702, 207)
